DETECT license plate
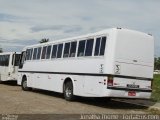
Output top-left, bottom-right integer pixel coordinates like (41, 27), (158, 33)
(128, 91), (136, 96)
(127, 84), (139, 88)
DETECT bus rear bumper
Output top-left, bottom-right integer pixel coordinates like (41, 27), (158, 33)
(105, 87), (152, 99)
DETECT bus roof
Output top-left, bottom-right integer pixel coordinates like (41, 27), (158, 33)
(22, 27), (151, 50)
(0, 52), (21, 55)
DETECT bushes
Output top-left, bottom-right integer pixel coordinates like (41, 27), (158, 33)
(151, 74), (160, 102)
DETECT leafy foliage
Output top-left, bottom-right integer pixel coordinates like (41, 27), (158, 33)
(39, 38), (49, 43)
(154, 57), (160, 70)
(151, 74), (160, 102)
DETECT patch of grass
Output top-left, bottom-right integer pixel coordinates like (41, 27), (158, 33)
(147, 109), (160, 114)
(151, 74), (160, 102)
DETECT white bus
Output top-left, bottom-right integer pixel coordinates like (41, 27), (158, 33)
(18, 28), (154, 101)
(0, 52), (21, 83)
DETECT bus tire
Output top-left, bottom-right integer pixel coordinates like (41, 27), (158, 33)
(21, 77), (30, 91)
(64, 81), (74, 101)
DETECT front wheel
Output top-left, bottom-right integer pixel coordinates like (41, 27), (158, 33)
(64, 81), (74, 101)
(21, 78), (30, 91)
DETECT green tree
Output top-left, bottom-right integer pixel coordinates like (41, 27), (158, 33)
(154, 57), (160, 70)
(39, 38), (49, 43)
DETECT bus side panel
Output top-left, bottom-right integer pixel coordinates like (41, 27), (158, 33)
(28, 73), (63, 92)
(66, 75), (85, 97)
(30, 74), (85, 95)
(0, 66), (9, 81)
(9, 66), (19, 80)
(17, 73), (22, 85)
(82, 76), (106, 97)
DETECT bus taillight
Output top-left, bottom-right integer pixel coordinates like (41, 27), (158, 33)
(107, 76), (113, 86)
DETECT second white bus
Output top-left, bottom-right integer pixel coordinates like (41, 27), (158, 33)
(0, 52), (21, 83)
(18, 28), (154, 101)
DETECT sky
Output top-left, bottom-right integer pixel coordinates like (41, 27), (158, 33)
(0, 0), (160, 57)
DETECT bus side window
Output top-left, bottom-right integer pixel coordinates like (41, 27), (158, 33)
(26, 49), (33, 60)
(69, 41), (77, 57)
(12, 54), (14, 65)
(1, 55), (4, 66)
(94, 36), (106, 56)
(63, 42), (70, 58)
(57, 44), (63, 58)
(29, 49), (33, 60)
(4, 55), (10, 66)
(100, 37), (106, 55)
(3, 55), (6, 66)
(46, 45), (51, 59)
(77, 40), (86, 57)
(51, 45), (58, 58)
(33, 48), (38, 60)
(0, 55), (1, 66)
(0, 55), (3, 66)
(3, 55), (5, 66)
(37, 47), (42, 60)
(41, 46), (47, 59)
(94, 37), (101, 56)
(19, 51), (26, 69)
(26, 49), (30, 60)
(14, 54), (21, 66)
(85, 39), (94, 56)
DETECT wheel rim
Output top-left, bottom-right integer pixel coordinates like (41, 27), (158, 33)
(65, 87), (72, 98)
(23, 81), (27, 88)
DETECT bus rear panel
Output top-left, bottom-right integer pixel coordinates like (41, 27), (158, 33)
(104, 29), (154, 99)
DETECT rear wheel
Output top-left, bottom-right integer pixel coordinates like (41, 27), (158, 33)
(21, 77), (30, 91)
(64, 81), (74, 101)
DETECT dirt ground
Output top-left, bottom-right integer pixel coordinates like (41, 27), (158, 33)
(0, 82), (151, 119)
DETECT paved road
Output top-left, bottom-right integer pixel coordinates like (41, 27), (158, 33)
(0, 82), (152, 115)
